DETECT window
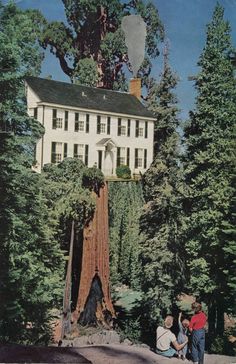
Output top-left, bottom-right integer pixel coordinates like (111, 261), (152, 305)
(75, 113), (84, 132)
(138, 127), (143, 137)
(74, 144), (89, 165)
(135, 148), (142, 168)
(117, 147), (129, 167)
(51, 142), (62, 163)
(52, 109), (62, 129)
(135, 148), (147, 168)
(74, 144), (84, 160)
(100, 123), (106, 133)
(64, 111), (68, 131)
(121, 126), (126, 136)
(78, 120), (84, 131)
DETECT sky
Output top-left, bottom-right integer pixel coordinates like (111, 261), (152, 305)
(4, 0), (236, 120)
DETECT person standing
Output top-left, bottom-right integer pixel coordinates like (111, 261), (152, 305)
(189, 302), (207, 364)
(156, 315), (188, 358)
(177, 312), (190, 360)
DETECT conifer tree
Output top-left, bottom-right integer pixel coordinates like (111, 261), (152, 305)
(183, 4), (236, 338)
(0, 2), (64, 343)
(139, 48), (183, 331)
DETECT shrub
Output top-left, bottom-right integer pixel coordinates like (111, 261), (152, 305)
(116, 165), (131, 179)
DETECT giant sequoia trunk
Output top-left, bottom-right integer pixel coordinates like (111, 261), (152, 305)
(72, 183), (115, 326)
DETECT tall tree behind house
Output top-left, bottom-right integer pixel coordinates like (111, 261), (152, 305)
(39, 0), (164, 90)
(0, 2), (64, 344)
(183, 3), (236, 339)
(139, 47), (184, 333)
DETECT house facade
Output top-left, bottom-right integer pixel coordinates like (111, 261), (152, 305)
(26, 77), (155, 177)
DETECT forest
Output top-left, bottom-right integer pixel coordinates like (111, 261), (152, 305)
(0, 0), (235, 356)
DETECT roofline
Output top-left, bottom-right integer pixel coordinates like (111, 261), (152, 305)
(36, 101), (156, 121)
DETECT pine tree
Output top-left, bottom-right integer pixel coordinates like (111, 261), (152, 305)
(139, 48), (184, 332)
(183, 4), (236, 338)
(0, 2), (64, 343)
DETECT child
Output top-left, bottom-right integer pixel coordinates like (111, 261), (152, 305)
(177, 312), (190, 360)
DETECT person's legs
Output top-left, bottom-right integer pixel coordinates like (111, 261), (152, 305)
(198, 329), (205, 364)
(156, 347), (176, 357)
(192, 330), (199, 363)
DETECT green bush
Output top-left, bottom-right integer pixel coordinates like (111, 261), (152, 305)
(116, 165), (131, 179)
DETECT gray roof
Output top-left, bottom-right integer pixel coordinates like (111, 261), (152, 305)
(96, 138), (117, 146)
(25, 76), (154, 119)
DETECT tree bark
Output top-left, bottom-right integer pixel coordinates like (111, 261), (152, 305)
(72, 183), (115, 326)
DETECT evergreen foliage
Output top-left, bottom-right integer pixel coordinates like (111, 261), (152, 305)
(183, 4), (236, 338)
(0, 2), (64, 343)
(115, 165), (131, 179)
(108, 182), (143, 290)
(39, 0), (164, 90)
(139, 50), (184, 331)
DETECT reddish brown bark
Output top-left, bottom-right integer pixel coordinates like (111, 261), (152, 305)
(72, 183), (115, 325)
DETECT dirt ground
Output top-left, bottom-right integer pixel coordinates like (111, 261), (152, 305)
(0, 344), (235, 364)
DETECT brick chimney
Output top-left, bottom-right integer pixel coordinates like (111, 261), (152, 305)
(129, 78), (141, 99)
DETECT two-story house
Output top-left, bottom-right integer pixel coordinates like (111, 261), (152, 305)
(25, 76), (155, 177)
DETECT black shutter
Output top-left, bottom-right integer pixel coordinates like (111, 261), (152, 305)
(34, 107), (38, 119)
(85, 145), (89, 166)
(86, 114), (89, 133)
(118, 118), (121, 136)
(64, 143), (68, 158)
(52, 109), (57, 129)
(127, 119), (130, 137)
(107, 116), (111, 135)
(144, 149), (147, 169)
(135, 148), (138, 168)
(145, 121), (148, 138)
(97, 115), (101, 134)
(74, 144), (78, 157)
(117, 147), (120, 167)
(127, 147), (130, 167)
(51, 142), (56, 163)
(64, 111), (68, 131)
(135, 120), (139, 137)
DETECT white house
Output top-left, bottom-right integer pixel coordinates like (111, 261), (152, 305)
(25, 76), (155, 177)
